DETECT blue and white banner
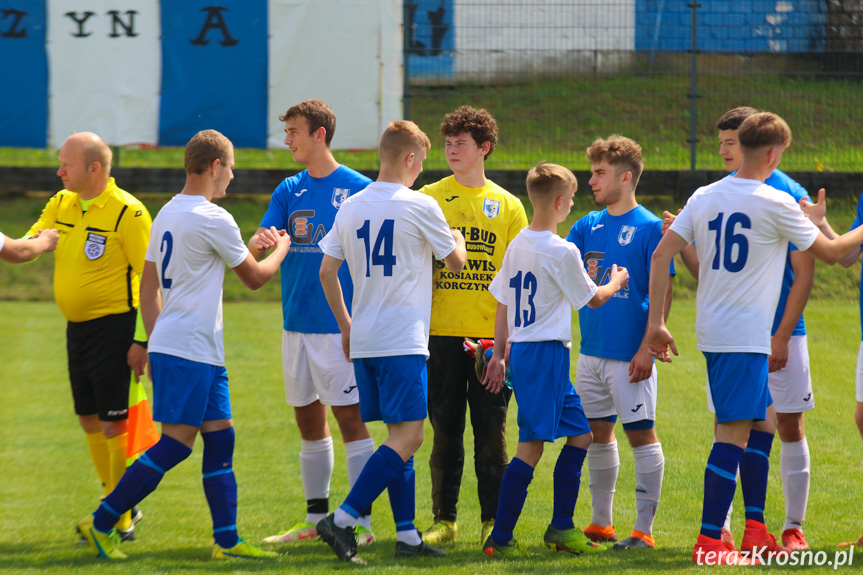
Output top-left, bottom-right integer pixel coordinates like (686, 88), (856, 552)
(0, 0), (402, 150)
(0, 0), (47, 147)
(48, 1), (161, 147)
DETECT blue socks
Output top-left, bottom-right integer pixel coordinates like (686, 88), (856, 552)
(202, 427), (239, 548)
(740, 429), (773, 524)
(94, 435), (192, 533)
(490, 457), (534, 545)
(340, 445), (403, 519)
(551, 445), (587, 530)
(701, 442), (743, 540)
(388, 456), (416, 534)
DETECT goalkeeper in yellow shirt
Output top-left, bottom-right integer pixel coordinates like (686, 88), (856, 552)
(419, 106), (528, 546)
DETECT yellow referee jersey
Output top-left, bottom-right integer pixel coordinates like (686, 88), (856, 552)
(28, 178), (152, 323)
(420, 175), (528, 337)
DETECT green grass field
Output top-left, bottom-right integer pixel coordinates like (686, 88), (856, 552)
(1, 299), (862, 574)
(1, 75), (862, 171)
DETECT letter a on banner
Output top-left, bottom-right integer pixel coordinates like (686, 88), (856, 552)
(159, 0), (268, 148)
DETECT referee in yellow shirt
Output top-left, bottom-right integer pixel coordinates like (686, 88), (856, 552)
(28, 132), (152, 540)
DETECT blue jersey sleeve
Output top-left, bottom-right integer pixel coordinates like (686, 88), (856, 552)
(851, 193), (863, 233)
(566, 219), (583, 251)
(766, 170), (810, 203)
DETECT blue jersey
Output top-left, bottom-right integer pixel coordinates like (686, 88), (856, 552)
(260, 165), (372, 333)
(763, 170), (810, 336)
(566, 205), (674, 361)
(849, 192), (863, 340)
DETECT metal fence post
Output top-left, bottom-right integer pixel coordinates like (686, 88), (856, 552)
(403, 0), (411, 121)
(688, 2), (700, 170)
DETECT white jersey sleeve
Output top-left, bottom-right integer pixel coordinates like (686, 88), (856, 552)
(204, 212), (249, 269)
(554, 242), (599, 311)
(418, 201), (457, 261)
(319, 218), (345, 261)
(490, 229), (596, 344)
(669, 200), (695, 244)
(766, 191), (819, 251)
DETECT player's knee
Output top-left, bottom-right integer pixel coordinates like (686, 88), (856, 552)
(623, 420), (657, 447)
(101, 419), (128, 439)
(332, 404), (369, 440)
(775, 412), (804, 442)
(566, 432), (592, 451)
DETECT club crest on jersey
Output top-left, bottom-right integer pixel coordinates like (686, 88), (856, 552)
(84, 232), (107, 260)
(482, 198), (501, 218)
(618, 225), (637, 246)
(332, 188), (350, 208)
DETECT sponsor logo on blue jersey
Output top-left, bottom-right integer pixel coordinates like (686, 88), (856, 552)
(289, 209), (327, 245)
(584, 250), (629, 298)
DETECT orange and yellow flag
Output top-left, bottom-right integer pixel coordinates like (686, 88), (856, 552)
(127, 378), (159, 465)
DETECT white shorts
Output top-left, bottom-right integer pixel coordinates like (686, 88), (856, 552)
(706, 334), (813, 414)
(281, 330), (358, 407)
(575, 354), (657, 424)
(856, 341), (863, 403)
(768, 334), (814, 413)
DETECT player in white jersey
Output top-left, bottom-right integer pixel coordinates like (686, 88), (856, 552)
(567, 136), (672, 550)
(316, 121), (466, 563)
(665, 107), (817, 551)
(77, 130), (290, 561)
(249, 100), (376, 546)
(0, 228), (58, 263)
(800, 190), (863, 549)
(646, 113), (863, 565)
(481, 163), (627, 558)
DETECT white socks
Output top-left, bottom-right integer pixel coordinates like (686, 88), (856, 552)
(345, 438), (375, 487)
(633, 443), (664, 535)
(396, 529), (422, 545)
(587, 441), (619, 526)
(334, 507), (355, 529)
(781, 437), (810, 532)
(345, 438), (375, 529)
(301, 437), (334, 524)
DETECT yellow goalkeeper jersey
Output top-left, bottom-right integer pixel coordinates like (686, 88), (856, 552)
(28, 178), (152, 323)
(420, 175), (528, 337)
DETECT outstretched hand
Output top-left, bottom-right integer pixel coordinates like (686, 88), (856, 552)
(482, 355), (506, 394)
(661, 209), (682, 235)
(646, 324), (678, 363)
(609, 263), (629, 291)
(799, 188), (826, 227)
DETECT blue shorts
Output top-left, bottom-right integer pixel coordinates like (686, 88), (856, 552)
(149, 352), (232, 427)
(353, 355), (428, 424)
(509, 341), (591, 442)
(704, 352), (771, 423)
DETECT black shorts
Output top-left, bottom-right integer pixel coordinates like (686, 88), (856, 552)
(67, 310), (136, 421)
